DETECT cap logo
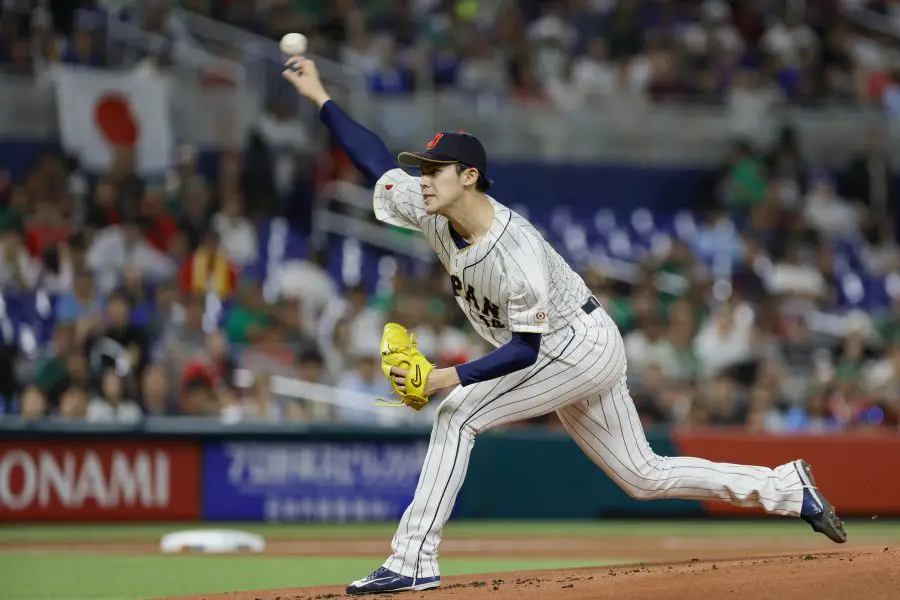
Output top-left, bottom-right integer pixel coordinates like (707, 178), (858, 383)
(425, 133), (443, 150)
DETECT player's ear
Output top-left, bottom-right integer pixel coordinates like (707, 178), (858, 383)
(461, 166), (478, 188)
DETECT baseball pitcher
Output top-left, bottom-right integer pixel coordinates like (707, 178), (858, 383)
(282, 57), (846, 596)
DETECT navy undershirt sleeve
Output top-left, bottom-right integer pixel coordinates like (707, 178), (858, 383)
(455, 332), (541, 386)
(319, 100), (396, 186)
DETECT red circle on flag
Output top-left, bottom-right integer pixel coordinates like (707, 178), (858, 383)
(94, 94), (139, 147)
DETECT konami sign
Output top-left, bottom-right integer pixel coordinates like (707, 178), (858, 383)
(0, 441), (200, 521)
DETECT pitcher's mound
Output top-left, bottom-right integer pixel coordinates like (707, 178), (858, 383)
(162, 548), (900, 600)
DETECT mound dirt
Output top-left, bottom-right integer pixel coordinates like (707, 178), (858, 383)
(162, 547), (900, 600)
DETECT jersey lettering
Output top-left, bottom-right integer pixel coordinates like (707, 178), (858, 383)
(481, 297), (500, 319)
(464, 285), (478, 306)
(450, 275), (463, 296)
(452, 277), (506, 329)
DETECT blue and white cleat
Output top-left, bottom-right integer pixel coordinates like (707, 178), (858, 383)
(346, 567), (441, 595)
(793, 459), (847, 544)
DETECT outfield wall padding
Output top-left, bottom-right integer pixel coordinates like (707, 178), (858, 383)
(0, 421), (894, 521)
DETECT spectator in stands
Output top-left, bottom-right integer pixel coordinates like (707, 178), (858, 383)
(254, 96), (316, 208)
(766, 242), (828, 303)
(140, 185), (179, 253)
(773, 315), (822, 404)
(341, 284), (388, 357)
(803, 167), (860, 240)
(694, 295), (758, 380)
(653, 301), (699, 382)
(703, 373), (747, 426)
(140, 363), (174, 416)
(841, 126), (895, 244)
(87, 217), (177, 293)
(726, 69), (782, 145)
(3, 35), (33, 76)
(120, 265), (156, 327)
(826, 362), (873, 429)
(177, 178), (214, 249)
(745, 384), (784, 433)
(163, 144), (202, 208)
(19, 386), (47, 419)
(227, 371), (289, 422)
(161, 293), (209, 370)
(624, 312), (668, 379)
(365, 34), (415, 95)
(87, 368), (142, 423)
(631, 362), (669, 427)
(107, 148), (144, 212)
(0, 228), (32, 290)
(179, 230), (239, 298)
(457, 37), (508, 100)
(87, 290), (150, 381)
(876, 296), (900, 346)
(30, 239), (76, 294)
(26, 198), (70, 259)
(335, 351), (393, 423)
(205, 329), (237, 388)
(718, 141), (769, 215)
(223, 280), (270, 344)
(211, 189), (258, 267)
(692, 207), (742, 270)
(765, 125), (809, 196)
(58, 386), (89, 419)
(56, 269), (103, 323)
(0, 313), (18, 409)
(61, 21), (103, 66)
(179, 365), (220, 416)
(84, 177), (122, 231)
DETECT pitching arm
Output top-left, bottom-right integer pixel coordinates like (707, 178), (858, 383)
(319, 100), (396, 187)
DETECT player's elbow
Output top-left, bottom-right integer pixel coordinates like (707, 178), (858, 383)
(511, 332), (541, 370)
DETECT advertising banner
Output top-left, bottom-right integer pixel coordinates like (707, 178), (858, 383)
(0, 440), (200, 521)
(673, 430), (900, 516)
(203, 441), (428, 522)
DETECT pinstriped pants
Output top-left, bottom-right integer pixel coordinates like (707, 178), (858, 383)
(383, 309), (805, 579)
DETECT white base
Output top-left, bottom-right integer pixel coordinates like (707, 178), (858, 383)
(159, 529), (266, 554)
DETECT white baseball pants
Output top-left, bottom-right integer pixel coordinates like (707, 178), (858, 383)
(383, 308), (805, 578)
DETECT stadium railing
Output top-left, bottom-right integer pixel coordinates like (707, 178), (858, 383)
(3, 70), (897, 166)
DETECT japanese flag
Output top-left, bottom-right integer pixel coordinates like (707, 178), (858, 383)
(54, 65), (174, 175)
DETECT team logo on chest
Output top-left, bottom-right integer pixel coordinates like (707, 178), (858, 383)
(450, 275), (504, 329)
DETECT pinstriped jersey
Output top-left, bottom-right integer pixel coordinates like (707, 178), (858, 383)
(373, 168), (592, 350)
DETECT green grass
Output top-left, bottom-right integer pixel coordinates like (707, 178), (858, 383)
(0, 554), (627, 600)
(2, 519), (900, 543)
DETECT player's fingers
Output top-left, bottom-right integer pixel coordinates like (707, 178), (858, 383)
(390, 366), (409, 378)
(284, 56), (313, 73)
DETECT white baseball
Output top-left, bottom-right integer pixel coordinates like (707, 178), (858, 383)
(279, 33), (308, 56)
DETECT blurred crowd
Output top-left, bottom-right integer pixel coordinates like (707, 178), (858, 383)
(1, 0), (900, 434)
(146, 0), (900, 114)
(0, 140), (491, 426)
(604, 121), (900, 435)
(5, 1), (900, 114)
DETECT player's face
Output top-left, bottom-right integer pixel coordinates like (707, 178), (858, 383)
(420, 162), (466, 214)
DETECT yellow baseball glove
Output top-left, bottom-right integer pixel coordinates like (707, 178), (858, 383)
(377, 322), (435, 410)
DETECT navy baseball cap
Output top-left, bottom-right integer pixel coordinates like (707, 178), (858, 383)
(397, 131), (491, 188)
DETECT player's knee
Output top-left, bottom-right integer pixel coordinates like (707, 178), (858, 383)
(434, 394), (465, 425)
(624, 485), (656, 501)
